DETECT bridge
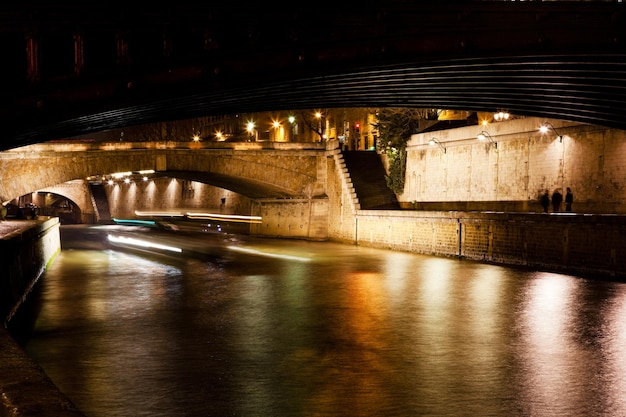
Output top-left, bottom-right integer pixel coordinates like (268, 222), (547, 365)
(1, 1), (626, 151)
(0, 141), (329, 204)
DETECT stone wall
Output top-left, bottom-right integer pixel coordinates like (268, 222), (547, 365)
(0, 218), (60, 326)
(349, 210), (626, 279)
(326, 135), (626, 278)
(0, 142), (326, 204)
(105, 177), (253, 219)
(403, 117), (626, 214)
(250, 198), (329, 240)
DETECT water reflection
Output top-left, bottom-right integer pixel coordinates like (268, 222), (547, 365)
(20, 232), (626, 417)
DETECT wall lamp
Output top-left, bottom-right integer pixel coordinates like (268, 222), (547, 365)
(429, 138), (446, 153)
(539, 122), (562, 142)
(477, 131), (497, 149)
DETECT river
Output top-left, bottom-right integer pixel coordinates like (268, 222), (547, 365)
(16, 225), (626, 416)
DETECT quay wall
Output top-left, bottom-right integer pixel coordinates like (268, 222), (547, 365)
(0, 218), (85, 416)
(332, 210), (626, 279)
(1, 218), (61, 325)
(403, 117), (626, 214)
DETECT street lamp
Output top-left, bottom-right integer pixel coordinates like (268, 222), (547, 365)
(246, 121), (255, 141)
(272, 120), (282, 141)
(315, 111), (323, 141)
(288, 115), (296, 141)
(539, 122), (563, 142)
(477, 131), (497, 149)
(429, 138), (446, 153)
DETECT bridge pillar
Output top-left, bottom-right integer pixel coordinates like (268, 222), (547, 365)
(250, 198), (329, 240)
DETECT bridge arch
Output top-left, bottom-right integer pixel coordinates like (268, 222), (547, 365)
(0, 142), (329, 204)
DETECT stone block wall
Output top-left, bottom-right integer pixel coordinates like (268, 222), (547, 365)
(250, 198), (328, 240)
(0, 218), (60, 326)
(404, 117), (626, 214)
(339, 210), (626, 278)
(105, 177), (252, 219)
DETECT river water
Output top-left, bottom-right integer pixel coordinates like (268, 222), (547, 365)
(18, 225), (626, 416)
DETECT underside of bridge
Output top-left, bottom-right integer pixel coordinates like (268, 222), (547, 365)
(158, 171), (298, 199)
(1, 2), (625, 151)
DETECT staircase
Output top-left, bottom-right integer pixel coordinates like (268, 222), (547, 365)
(339, 151), (400, 210)
(88, 182), (112, 223)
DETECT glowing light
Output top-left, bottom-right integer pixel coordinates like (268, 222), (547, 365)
(107, 179), (114, 185)
(215, 131), (223, 140)
(135, 210), (185, 217)
(112, 218), (157, 227)
(138, 170), (155, 175)
(288, 116), (295, 123)
(108, 234), (182, 253)
(124, 178), (131, 184)
(226, 245), (310, 262)
(494, 111), (509, 121)
(186, 212), (262, 223)
(246, 121), (255, 132)
(143, 176), (149, 181)
(111, 171), (132, 179)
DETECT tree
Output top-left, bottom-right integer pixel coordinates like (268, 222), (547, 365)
(373, 108), (437, 194)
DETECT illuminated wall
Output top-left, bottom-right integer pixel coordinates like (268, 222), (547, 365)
(105, 177), (252, 219)
(403, 117), (626, 213)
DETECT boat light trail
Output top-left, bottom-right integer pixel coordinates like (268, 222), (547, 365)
(108, 234), (182, 253)
(135, 211), (185, 217)
(186, 212), (262, 223)
(227, 246), (310, 262)
(113, 218), (157, 227)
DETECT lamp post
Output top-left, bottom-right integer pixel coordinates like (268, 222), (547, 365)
(272, 120), (282, 141)
(539, 122), (563, 142)
(288, 115), (295, 141)
(429, 138), (446, 153)
(477, 131), (497, 149)
(246, 121), (255, 142)
(315, 111), (323, 141)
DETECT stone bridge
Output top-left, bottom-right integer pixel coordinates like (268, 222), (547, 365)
(1, 2), (626, 150)
(0, 141), (330, 203)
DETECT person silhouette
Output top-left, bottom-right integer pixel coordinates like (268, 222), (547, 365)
(540, 190), (550, 213)
(552, 189), (563, 212)
(565, 187), (573, 212)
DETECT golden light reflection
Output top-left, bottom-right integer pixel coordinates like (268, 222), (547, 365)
(468, 267), (503, 318)
(519, 272), (581, 412)
(602, 286), (626, 412)
(303, 270), (392, 415)
(382, 253), (412, 300)
(418, 258), (453, 307)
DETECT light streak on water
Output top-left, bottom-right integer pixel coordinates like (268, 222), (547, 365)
(107, 234), (183, 253)
(226, 245), (310, 262)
